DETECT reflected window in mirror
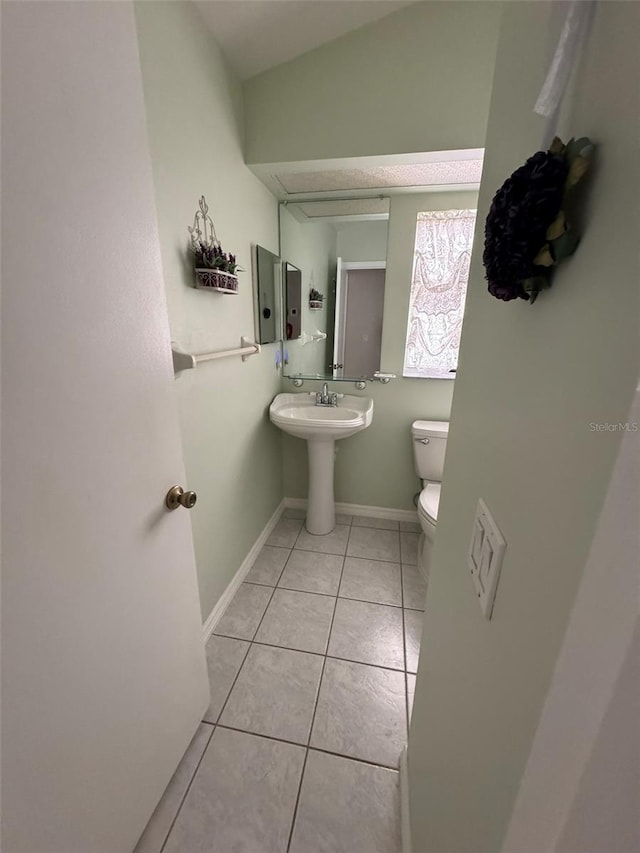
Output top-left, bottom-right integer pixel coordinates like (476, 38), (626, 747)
(403, 209), (477, 379)
(255, 245), (282, 345)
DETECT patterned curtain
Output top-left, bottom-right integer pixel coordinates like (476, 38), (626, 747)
(403, 209), (476, 378)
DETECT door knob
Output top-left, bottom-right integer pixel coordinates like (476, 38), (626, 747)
(165, 485), (197, 511)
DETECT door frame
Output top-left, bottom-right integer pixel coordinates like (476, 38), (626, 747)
(333, 260), (386, 379)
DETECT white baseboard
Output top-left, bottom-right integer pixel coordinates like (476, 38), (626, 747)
(283, 496), (419, 524)
(201, 499), (285, 642)
(400, 747), (413, 853)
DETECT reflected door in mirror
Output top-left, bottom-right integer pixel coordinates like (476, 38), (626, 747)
(285, 263), (302, 340)
(334, 266), (385, 378)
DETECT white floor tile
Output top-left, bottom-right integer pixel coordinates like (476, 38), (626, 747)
(133, 723), (213, 853)
(219, 644), (323, 744)
(402, 563), (427, 611)
(163, 728), (304, 853)
(352, 515), (399, 530)
(339, 556), (402, 606)
(329, 598), (404, 670)
(311, 658), (406, 767)
(407, 673), (416, 724)
(347, 526), (401, 562)
(203, 635), (250, 723)
(267, 517), (304, 548)
(289, 750), (400, 853)
(213, 583), (272, 641)
(295, 524), (350, 555)
(245, 544), (290, 586)
(278, 549), (344, 595)
(283, 507), (306, 520)
(400, 531), (420, 565)
(255, 589), (335, 654)
(404, 609), (423, 674)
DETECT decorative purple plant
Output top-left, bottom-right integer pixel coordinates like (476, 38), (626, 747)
(194, 241), (240, 274)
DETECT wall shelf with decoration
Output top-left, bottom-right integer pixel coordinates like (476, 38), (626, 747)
(309, 288), (324, 310)
(189, 196), (242, 293)
(195, 268), (239, 293)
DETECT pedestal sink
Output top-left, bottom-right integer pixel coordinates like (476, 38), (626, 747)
(270, 392), (374, 534)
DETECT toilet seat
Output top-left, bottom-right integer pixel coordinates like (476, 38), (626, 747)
(418, 483), (441, 524)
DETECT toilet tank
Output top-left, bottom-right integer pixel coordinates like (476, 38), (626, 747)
(412, 420), (449, 481)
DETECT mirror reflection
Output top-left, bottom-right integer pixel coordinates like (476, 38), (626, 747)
(334, 263), (385, 378)
(284, 262), (302, 341)
(279, 199), (389, 381)
(255, 245), (281, 345)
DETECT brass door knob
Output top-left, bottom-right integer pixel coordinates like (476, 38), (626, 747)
(165, 485), (197, 511)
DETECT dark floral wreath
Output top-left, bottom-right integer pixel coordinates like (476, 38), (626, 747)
(483, 137), (594, 303)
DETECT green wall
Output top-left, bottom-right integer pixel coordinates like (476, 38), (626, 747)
(408, 3), (640, 851)
(135, 1), (282, 621)
(243, 1), (502, 164)
(282, 191), (477, 509)
(336, 220), (389, 262)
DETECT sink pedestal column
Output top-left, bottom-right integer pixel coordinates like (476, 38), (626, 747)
(306, 439), (336, 535)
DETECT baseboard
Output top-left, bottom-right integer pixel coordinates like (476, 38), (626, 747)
(283, 496), (419, 524)
(201, 499), (285, 642)
(400, 747), (413, 853)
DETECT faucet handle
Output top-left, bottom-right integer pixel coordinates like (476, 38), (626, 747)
(330, 393), (339, 406)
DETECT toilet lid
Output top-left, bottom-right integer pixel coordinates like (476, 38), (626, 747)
(419, 483), (441, 523)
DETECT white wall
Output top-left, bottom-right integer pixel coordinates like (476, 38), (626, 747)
(134, 1), (282, 620)
(408, 3), (640, 851)
(243, 1), (501, 164)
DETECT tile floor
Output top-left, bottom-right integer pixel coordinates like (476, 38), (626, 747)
(135, 510), (427, 853)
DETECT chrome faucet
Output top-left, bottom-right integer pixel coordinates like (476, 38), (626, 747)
(316, 382), (338, 407)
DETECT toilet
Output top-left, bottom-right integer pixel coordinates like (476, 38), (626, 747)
(411, 420), (449, 581)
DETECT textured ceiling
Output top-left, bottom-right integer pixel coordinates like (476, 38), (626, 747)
(195, 0), (414, 80)
(276, 160), (484, 194)
(295, 198), (390, 219)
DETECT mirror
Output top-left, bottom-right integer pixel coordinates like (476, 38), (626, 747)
(284, 263), (302, 341)
(255, 244), (281, 345)
(279, 199), (389, 380)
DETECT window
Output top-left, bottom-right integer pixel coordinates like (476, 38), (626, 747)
(403, 209), (477, 379)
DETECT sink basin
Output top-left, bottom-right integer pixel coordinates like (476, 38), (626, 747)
(270, 392), (374, 534)
(270, 393), (373, 441)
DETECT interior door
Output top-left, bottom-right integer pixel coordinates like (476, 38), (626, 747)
(342, 268), (386, 377)
(1, 4), (209, 852)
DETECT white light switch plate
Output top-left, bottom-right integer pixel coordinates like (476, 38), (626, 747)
(467, 498), (506, 619)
